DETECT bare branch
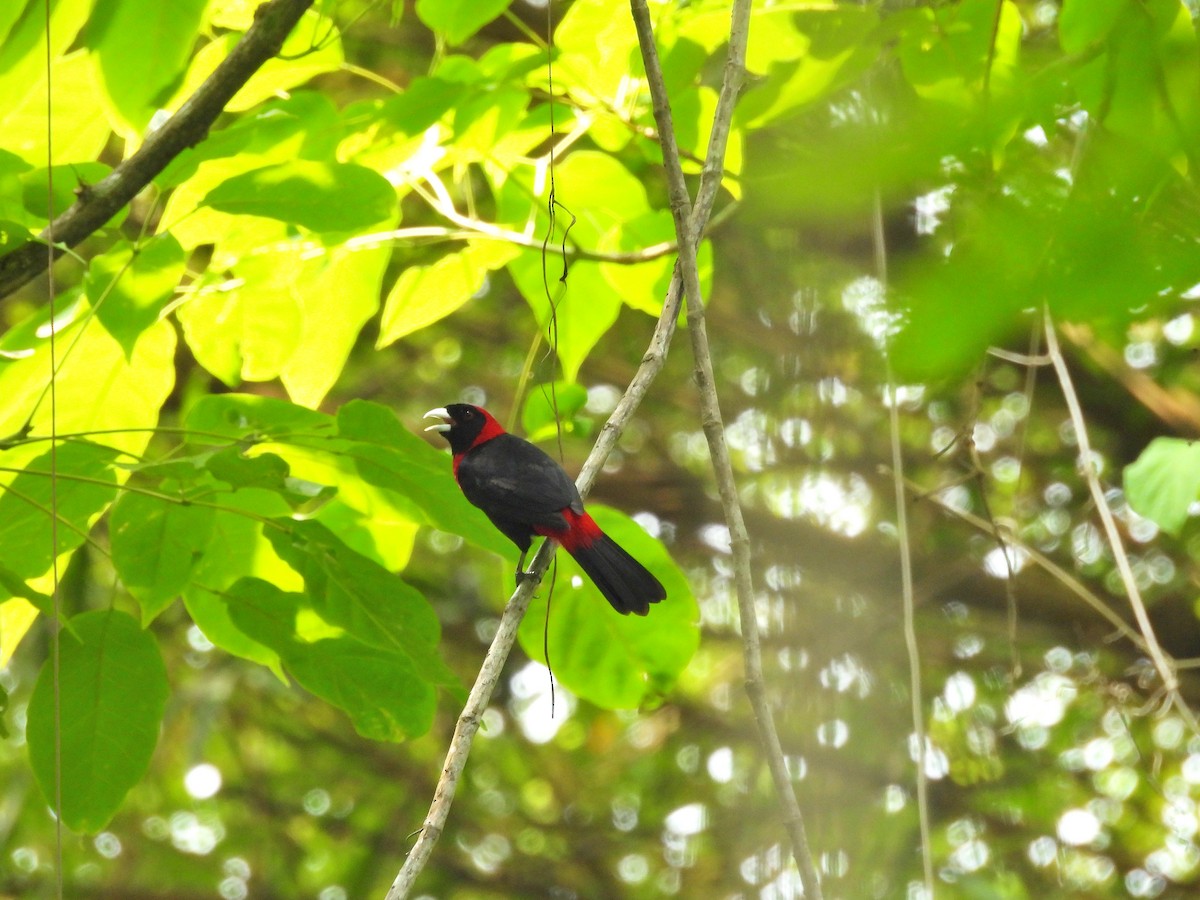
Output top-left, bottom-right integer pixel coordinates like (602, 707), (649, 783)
(1044, 308), (1197, 731)
(630, 0), (824, 897)
(0, 0), (317, 302)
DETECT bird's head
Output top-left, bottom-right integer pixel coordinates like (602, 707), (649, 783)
(423, 403), (505, 454)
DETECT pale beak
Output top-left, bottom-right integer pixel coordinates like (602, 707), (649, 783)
(423, 407), (452, 433)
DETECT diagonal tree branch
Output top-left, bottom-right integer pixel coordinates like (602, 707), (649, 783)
(384, 3), (757, 896)
(0, 0), (316, 302)
(629, 0), (824, 897)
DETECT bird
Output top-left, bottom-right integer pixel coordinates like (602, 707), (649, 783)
(424, 403), (666, 615)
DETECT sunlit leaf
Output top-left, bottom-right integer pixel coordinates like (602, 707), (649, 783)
(224, 578), (437, 741)
(263, 518), (459, 691)
(88, 236), (186, 358)
(378, 240), (519, 347)
(1124, 437), (1200, 536)
(415, 0), (511, 46)
(88, 0), (209, 135)
(202, 160), (396, 234)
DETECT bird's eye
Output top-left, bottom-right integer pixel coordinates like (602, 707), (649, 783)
(463, 409), (474, 418)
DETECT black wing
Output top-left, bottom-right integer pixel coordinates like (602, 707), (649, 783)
(457, 433), (583, 534)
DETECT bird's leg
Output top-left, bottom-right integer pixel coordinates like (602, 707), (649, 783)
(513, 544), (547, 586)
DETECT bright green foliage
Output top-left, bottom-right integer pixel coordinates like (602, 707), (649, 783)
(0, 442), (119, 580)
(110, 491), (215, 624)
(202, 161), (397, 234)
(26, 609), (169, 833)
(224, 577), (438, 741)
(87, 236), (186, 357)
(87, 0), (210, 136)
(416, 0), (512, 46)
(519, 506), (699, 709)
(3, 3), (1197, 889)
(1124, 438), (1200, 536)
(378, 240), (520, 347)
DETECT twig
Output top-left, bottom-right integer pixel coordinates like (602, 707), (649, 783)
(872, 191), (934, 895)
(910, 476), (1152, 652)
(630, 0), (824, 896)
(1043, 308), (1197, 732)
(0, 0), (316, 302)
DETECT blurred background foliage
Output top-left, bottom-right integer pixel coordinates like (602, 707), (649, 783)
(2, 0), (1200, 897)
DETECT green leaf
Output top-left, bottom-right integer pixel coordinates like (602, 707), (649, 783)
(0, 441), (120, 579)
(0, 50), (111, 167)
(1059, 0), (1126, 54)
(0, 561), (52, 616)
(518, 506), (698, 709)
(89, 0), (209, 134)
(335, 400), (513, 557)
(378, 240), (519, 347)
(507, 254), (622, 383)
(184, 393), (334, 444)
(0, 304), (176, 458)
(202, 160), (396, 234)
(521, 382), (590, 444)
(178, 226), (392, 406)
(263, 519), (460, 691)
(182, 487), (297, 674)
(205, 448), (336, 512)
(1124, 438), (1200, 536)
(26, 609), (169, 832)
(166, 10), (343, 114)
(415, 0), (512, 45)
(224, 578), (437, 741)
(88, 236), (186, 358)
(0, 0), (94, 140)
(110, 492), (215, 624)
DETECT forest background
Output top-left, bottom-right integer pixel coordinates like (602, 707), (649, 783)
(2, 0), (1200, 898)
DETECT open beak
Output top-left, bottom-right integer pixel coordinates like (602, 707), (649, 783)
(423, 407), (452, 433)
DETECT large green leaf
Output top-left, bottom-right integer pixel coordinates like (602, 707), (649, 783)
(201, 160), (396, 234)
(334, 400), (512, 557)
(110, 491), (215, 624)
(0, 50), (111, 166)
(518, 506), (699, 709)
(263, 518), (459, 691)
(415, 0), (512, 45)
(182, 486), (298, 673)
(178, 223), (392, 406)
(184, 393), (334, 444)
(26, 609), (169, 832)
(0, 304), (176, 458)
(166, 9), (343, 115)
(378, 240), (519, 347)
(0, 441), (120, 579)
(224, 578), (437, 741)
(88, 0), (209, 135)
(87, 235), (186, 358)
(1124, 438), (1200, 536)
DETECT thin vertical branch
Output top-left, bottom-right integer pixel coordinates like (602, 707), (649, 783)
(1043, 309), (1195, 729)
(631, 0), (823, 896)
(871, 192), (934, 895)
(42, 0), (64, 895)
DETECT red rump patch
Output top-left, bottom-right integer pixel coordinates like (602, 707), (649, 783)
(535, 507), (602, 551)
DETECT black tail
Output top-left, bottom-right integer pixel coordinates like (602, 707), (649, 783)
(569, 534), (666, 616)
